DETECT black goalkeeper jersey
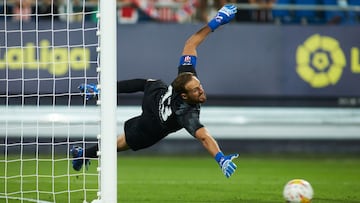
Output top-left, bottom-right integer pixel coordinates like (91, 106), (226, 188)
(124, 65), (204, 151)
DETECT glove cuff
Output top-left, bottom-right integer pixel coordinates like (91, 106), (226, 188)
(207, 19), (220, 32)
(215, 151), (224, 163)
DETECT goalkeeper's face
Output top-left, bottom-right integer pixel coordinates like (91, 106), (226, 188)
(182, 76), (207, 104)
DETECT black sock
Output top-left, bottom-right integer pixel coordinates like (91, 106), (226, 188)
(85, 144), (98, 158)
(117, 79), (147, 93)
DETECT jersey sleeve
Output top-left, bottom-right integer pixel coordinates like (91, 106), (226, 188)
(175, 105), (204, 137)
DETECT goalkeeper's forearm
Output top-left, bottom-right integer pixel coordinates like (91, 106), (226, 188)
(195, 127), (221, 157)
(181, 25), (212, 57)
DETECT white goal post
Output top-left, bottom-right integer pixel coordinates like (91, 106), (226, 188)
(0, 0), (117, 202)
(98, 0), (118, 202)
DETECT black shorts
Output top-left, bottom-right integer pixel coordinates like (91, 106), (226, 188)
(124, 116), (160, 151)
(124, 80), (168, 151)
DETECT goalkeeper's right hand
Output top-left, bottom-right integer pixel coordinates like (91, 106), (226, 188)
(215, 152), (239, 178)
(207, 4), (237, 32)
(78, 83), (99, 100)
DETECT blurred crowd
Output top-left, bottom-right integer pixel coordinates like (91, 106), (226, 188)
(1, 0), (359, 25)
(1, 0), (98, 22)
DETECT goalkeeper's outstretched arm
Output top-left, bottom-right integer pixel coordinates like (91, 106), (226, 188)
(181, 4), (237, 57)
(181, 25), (212, 57)
(187, 4), (238, 178)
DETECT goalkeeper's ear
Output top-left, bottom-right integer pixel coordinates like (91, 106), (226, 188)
(181, 93), (188, 100)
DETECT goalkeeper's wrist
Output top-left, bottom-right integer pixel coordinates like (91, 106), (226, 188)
(215, 151), (224, 163)
(207, 19), (220, 32)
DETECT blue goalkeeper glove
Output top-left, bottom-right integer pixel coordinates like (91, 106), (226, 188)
(215, 152), (239, 178)
(208, 4), (237, 32)
(78, 83), (99, 101)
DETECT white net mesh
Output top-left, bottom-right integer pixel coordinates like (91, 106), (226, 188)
(0, 0), (100, 202)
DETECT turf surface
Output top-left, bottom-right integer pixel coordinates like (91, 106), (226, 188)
(117, 155), (360, 203)
(1, 155), (360, 202)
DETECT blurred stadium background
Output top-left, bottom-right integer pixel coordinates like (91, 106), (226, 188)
(0, 0), (360, 202)
(1, 0), (359, 155)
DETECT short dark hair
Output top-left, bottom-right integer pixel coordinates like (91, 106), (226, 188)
(171, 72), (194, 94)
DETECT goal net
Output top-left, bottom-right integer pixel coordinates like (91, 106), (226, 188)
(0, 0), (117, 202)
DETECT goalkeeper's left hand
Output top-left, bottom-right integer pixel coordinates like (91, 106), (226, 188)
(215, 152), (239, 178)
(207, 4), (237, 32)
(78, 83), (99, 100)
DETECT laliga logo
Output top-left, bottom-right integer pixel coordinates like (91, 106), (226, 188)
(296, 34), (346, 88)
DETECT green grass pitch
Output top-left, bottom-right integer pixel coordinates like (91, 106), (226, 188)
(1, 155), (360, 202)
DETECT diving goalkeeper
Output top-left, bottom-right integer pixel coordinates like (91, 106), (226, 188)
(72, 4), (239, 178)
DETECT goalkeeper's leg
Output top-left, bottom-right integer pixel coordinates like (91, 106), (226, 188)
(78, 79), (148, 100)
(117, 133), (130, 151)
(70, 134), (129, 171)
(117, 79), (147, 93)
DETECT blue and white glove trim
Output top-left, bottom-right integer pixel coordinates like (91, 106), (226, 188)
(208, 4), (237, 31)
(215, 152), (239, 178)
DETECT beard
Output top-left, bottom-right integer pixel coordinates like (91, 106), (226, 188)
(188, 92), (206, 104)
(198, 93), (207, 103)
